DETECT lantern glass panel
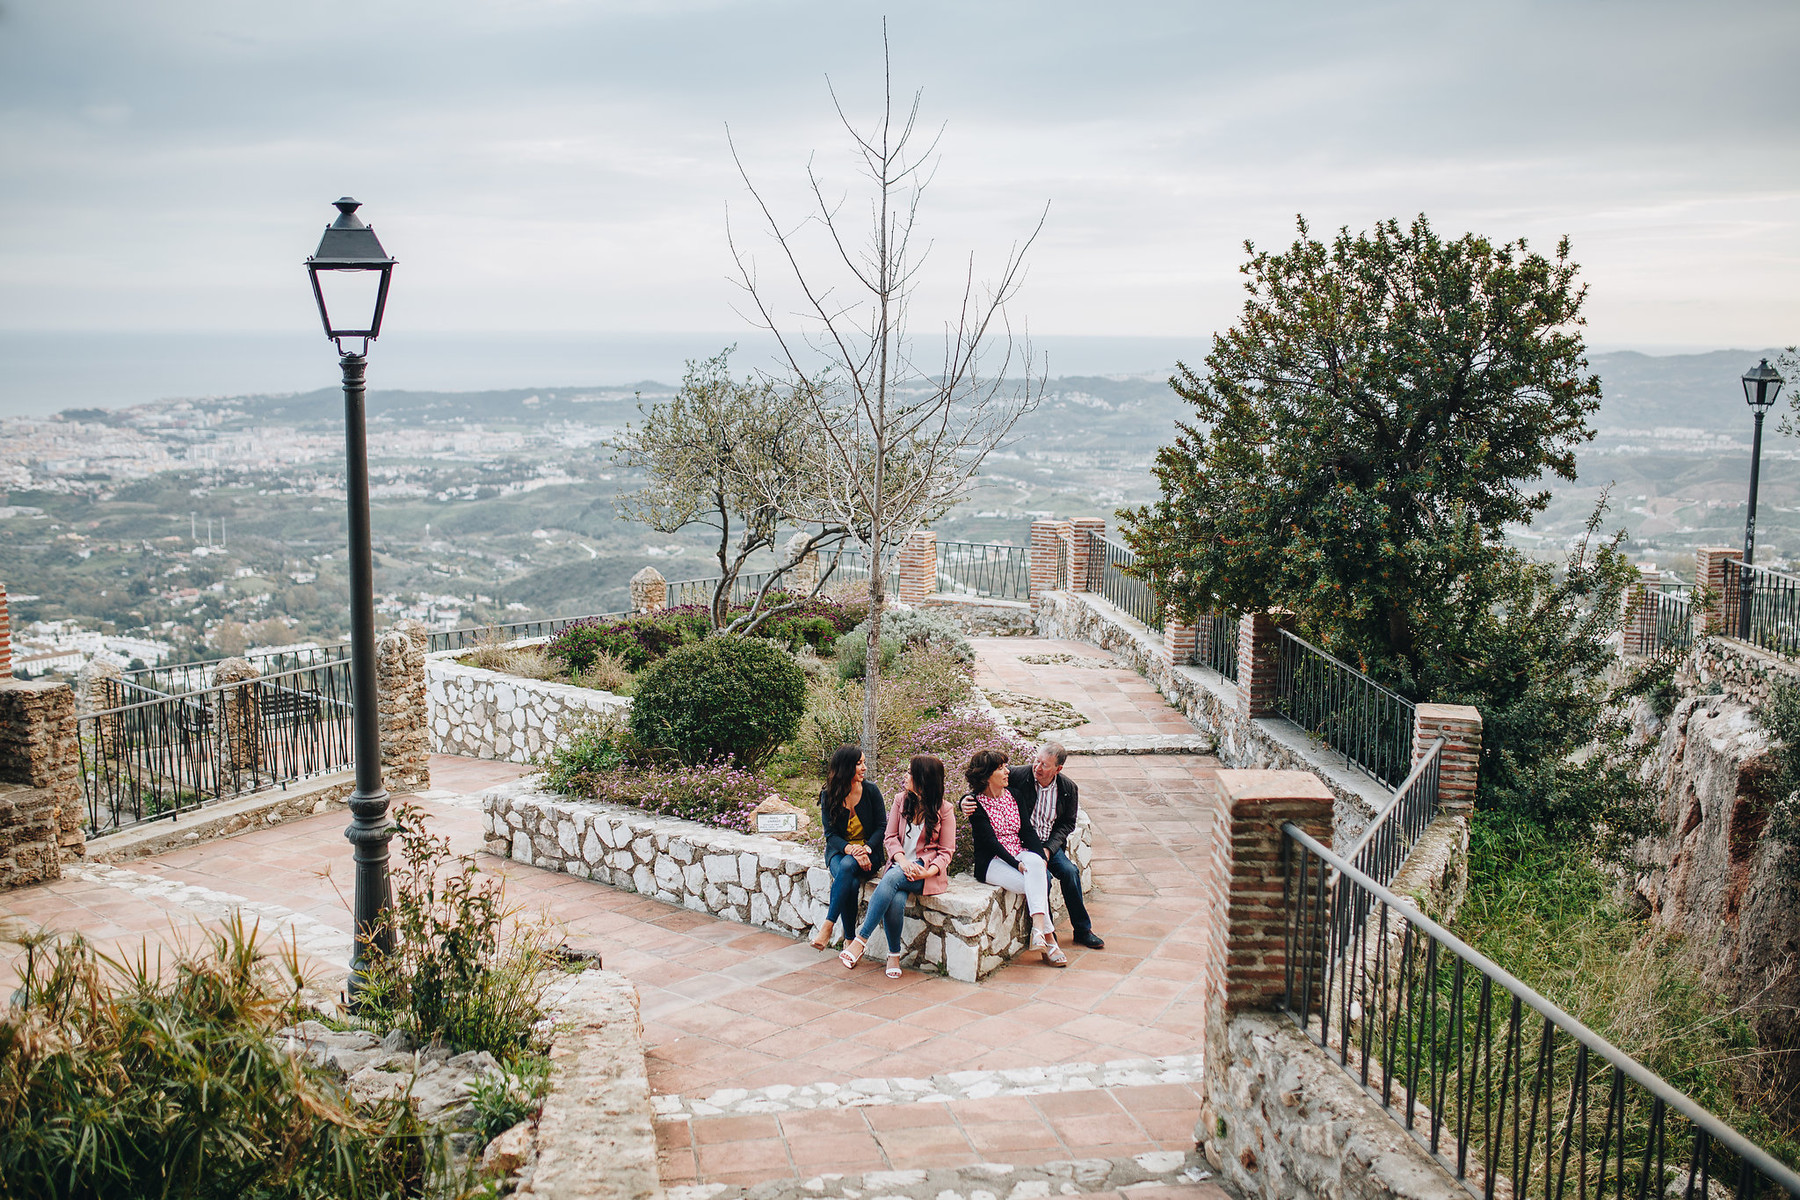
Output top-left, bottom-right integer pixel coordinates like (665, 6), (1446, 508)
(314, 268), (386, 338)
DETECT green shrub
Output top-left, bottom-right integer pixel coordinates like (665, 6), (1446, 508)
(467, 1056), (551, 1142)
(0, 918), (442, 1199)
(837, 607), (972, 678)
(800, 646), (977, 772)
(836, 634), (903, 680)
(544, 608), (711, 673)
(357, 803), (555, 1062)
(545, 758), (771, 833)
(540, 713), (630, 788)
(630, 636), (807, 769)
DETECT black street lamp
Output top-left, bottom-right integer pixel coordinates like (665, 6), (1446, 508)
(305, 197), (397, 997)
(1738, 357), (1785, 639)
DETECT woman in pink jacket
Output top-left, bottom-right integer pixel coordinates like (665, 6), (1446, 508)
(840, 754), (955, 979)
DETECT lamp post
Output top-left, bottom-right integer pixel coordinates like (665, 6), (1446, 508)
(1738, 358), (1785, 639)
(305, 197), (397, 997)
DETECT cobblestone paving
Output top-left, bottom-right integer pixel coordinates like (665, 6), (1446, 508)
(1, 647), (1230, 1198)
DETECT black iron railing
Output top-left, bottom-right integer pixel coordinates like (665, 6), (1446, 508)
(124, 642), (353, 695)
(1723, 560), (1800, 659)
(1281, 822), (1800, 1200)
(1099, 536), (1165, 632)
(1191, 611), (1240, 682)
(937, 541), (1031, 601)
(1276, 629), (1415, 788)
(80, 658), (356, 837)
(426, 611), (634, 652)
(1639, 585), (1694, 662)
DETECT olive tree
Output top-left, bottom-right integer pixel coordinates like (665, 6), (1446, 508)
(613, 348), (848, 630)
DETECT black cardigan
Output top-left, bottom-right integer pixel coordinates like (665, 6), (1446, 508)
(1008, 765), (1080, 859)
(965, 789), (1045, 885)
(820, 780), (887, 873)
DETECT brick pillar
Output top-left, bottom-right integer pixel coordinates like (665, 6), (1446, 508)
(1029, 520), (1067, 608)
(630, 566), (667, 613)
(1203, 769), (1334, 1014)
(1236, 611), (1290, 718)
(379, 620), (430, 795)
(1413, 703), (1482, 816)
(1164, 608), (1197, 668)
(897, 530), (937, 603)
(1069, 518), (1106, 593)
(0, 677), (85, 885)
(0, 583), (9, 680)
(213, 656), (261, 774)
(1695, 546), (1742, 634)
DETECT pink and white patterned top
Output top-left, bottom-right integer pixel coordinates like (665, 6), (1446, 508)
(976, 792), (1024, 858)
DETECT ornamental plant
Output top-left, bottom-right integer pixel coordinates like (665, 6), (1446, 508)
(629, 635), (807, 769)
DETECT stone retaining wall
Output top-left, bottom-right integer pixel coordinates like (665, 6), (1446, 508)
(1035, 589), (1388, 846)
(427, 651), (628, 764)
(1683, 633), (1800, 710)
(1198, 1010), (1464, 1200)
(482, 780), (1091, 982)
(515, 969), (658, 1200)
(918, 595), (1038, 637)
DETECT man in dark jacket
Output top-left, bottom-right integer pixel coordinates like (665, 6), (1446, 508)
(1010, 740), (1102, 949)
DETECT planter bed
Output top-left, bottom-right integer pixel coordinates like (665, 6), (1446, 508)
(426, 648), (628, 764)
(481, 779), (1091, 982)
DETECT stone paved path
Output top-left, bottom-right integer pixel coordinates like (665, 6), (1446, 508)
(0, 644), (1231, 1199)
(972, 639), (1197, 743)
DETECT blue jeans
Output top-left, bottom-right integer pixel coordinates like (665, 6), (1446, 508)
(1045, 849), (1092, 936)
(825, 850), (875, 940)
(858, 861), (925, 953)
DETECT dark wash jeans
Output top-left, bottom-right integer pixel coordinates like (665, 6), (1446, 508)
(825, 850), (875, 940)
(858, 861), (926, 953)
(1046, 848), (1092, 935)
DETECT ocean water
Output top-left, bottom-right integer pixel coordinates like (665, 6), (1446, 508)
(0, 330), (1211, 417)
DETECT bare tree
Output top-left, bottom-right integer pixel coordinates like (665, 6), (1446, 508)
(614, 348), (850, 630)
(728, 34), (1045, 769)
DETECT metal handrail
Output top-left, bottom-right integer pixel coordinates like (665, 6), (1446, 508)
(936, 540), (1031, 601)
(1100, 535), (1165, 632)
(1723, 559), (1800, 659)
(1281, 821), (1800, 1199)
(1344, 737), (1445, 871)
(1276, 628), (1416, 787)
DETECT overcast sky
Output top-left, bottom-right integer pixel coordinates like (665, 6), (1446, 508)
(2, 0), (1796, 357)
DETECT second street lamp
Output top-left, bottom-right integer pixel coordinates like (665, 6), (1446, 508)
(1738, 357), (1785, 639)
(305, 197), (397, 997)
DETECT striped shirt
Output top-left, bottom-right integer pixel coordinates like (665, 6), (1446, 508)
(1032, 781), (1056, 843)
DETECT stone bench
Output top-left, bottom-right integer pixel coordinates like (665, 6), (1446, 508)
(481, 780), (1092, 982)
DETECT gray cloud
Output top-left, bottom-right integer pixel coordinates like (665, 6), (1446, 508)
(1, 0), (1795, 348)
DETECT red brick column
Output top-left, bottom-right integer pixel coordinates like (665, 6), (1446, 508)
(1069, 518), (1106, 592)
(1202, 769), (1335, 1014)
(1695, 546), (1743, 634)
(0, 583), (10, 680)
(1029, 519), (1069, 607)
(1164, 609), (1197, 668)
(1622, 581), (1656, 657)
(1236, 611), (1290, 718)
(897, 531), (937, 604)
(1413, 703), (1482, 815)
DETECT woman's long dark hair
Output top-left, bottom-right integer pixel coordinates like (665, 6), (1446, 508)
(825, 744), (864, 811)
(964, 749), (1010, 800)
(903, 755), (944, 843)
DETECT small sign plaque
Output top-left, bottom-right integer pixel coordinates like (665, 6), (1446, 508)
(757, 812), (800, 834)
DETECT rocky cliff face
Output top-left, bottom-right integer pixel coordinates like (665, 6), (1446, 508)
(1626, 653), (1800, 1101)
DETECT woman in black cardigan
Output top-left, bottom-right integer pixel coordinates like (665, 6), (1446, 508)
(811, 743), (888, 949)
(963, 748), (1066, 966)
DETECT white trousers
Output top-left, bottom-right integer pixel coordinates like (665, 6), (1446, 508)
(985, 853), (1050, 918)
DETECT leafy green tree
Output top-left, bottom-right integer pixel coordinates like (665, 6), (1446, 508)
(1124, 215), (1658, 846)
(1123, 215), (1598, 693)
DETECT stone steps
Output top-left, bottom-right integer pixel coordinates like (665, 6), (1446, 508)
(665, 1149), (1225, 1200)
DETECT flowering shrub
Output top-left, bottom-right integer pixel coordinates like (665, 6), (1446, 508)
(547, 757), (769, 835)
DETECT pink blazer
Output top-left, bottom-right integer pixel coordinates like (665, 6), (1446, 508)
(883, 797), (956, 895)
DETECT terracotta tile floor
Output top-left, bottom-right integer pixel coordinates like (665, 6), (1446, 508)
(972, 638), (1199, 739)
(2, 646), (1230, 1193)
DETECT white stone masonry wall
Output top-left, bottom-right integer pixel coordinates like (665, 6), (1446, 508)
(426, 651), (628, 764)
(482, 780), (1091, 982)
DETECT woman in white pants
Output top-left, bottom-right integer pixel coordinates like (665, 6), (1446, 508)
(963, 748), (1067, 967)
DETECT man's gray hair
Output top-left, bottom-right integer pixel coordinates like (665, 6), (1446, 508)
(1037, 740), (1068, 767)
